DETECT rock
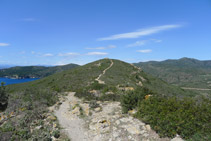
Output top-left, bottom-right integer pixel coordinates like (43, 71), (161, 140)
(143, 133), (149, 137)
(94, 107), (101, 112)
(145, 125), (151, 131)
(122, 125), (141, 135)
(113, 127), (117, 130)
(47, 115), (57, 121)
(115, 120), (120, 125)
(113, 131), (119, 138)
(171, 135), (184, 141)
(128, 109), (137, 115)
(72, 107), (80, 115)
(83, 105), (90, 116)
(96, 101), (101, 104)
(120, 117), (131, 123)
(140, 130), (146, 134)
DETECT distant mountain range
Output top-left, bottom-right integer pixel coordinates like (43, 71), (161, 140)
(0, 64), (79, 78)
(134, 57), (211, 89)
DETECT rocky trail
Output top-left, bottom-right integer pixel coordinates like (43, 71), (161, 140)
(95, 59), (113, 84)
(181, 87), (211, 91)
(52, 92), (183, 141)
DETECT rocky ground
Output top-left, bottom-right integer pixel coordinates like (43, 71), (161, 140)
(50, 92), (183, 141)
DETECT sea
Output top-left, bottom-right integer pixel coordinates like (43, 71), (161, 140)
(0, 77), (39, 85)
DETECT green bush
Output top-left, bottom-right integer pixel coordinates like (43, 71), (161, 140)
(0, 82), (8, 111)
(121, 87), (152, 113)
(135, 96), (211, 140)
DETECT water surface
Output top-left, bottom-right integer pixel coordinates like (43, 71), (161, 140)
(0, 77), (39, 85)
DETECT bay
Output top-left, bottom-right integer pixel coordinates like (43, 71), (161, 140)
(0, 77), (39, 85)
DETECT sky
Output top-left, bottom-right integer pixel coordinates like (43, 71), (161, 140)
(0, 0), (211, 66)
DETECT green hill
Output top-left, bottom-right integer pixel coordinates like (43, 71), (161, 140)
(0, 64), (79, 78)
(134, 57), (211, 89)
(8, 58), (196, 98)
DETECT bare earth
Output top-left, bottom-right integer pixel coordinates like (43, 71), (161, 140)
(53, 92), (183, 141)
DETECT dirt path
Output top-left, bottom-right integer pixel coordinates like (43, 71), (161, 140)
(95, 59), (113, 84)
(181, 87), (211, 91)
(53, 92), (182, 141)
(54, 92), (91, 141)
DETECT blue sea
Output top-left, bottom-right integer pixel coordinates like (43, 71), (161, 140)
(0, 77), (39, 85)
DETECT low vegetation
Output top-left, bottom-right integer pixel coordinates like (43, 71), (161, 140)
(0, 82), (8, 111)
(0, 87), (63, 140)
(121, 87), (211, 140)
(1, 58), (210, 140)
(135, 57), (211, 90)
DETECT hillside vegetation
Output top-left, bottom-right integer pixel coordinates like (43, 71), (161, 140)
(0, 63), (79, 78)
(1, 58), (210, 140)
(8, 59), (196, 98)
(134, 57), (211, 89)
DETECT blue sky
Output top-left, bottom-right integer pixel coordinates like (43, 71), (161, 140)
(0, 0), (211, 65)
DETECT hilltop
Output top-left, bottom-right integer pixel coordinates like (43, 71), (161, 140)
(135, 57), (211, 89)
(0, 63), (79, 78)
(8, 58), (195, 97)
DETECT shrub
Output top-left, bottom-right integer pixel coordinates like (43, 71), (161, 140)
(135, 96), (211, 140)
(0, 82), (8, 111)
(121, 87), (152, 113)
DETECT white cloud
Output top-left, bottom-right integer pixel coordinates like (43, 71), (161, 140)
(31, 51), (35, 54)
(107, 45), (116, 48)
(87, 52), (108, 55)
(43, 53), (54, 57)
(98, 24), (182, 41)
(58, 52), (80, 57)
(86, 47), (106, 50)
(128, 40), (147, 47)
(137, 49), (152, 53)
(0, 43), (10, 46)
(152, 39), (162, 43)
(128, 39), (162, 47)
(85, 45), (116, 50)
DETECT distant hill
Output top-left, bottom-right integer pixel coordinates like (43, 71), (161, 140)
(134, 57), (211, 89)
(0, 64), (79, 78)
(8, 58), (197, 98)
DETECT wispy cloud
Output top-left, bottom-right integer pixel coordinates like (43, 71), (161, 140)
(22, 18), (36, 22)
(85, 45), (116, 50)
(98, 24), (182, 41)
(128, 39), (162, 47)
(43, 53), (54, 57)
(86, 47), (106, 50)
(87, 52), (108, 55)
(0, 43), (10, 47)
(128, 40), (147, 47)
(137, 49), (152, 53)
(58, 52), (80, 57)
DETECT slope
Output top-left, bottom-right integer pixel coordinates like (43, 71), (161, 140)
(134, 57), (211, 89)
(8, 58), (196, 97)
(0, 63), (79, 78)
